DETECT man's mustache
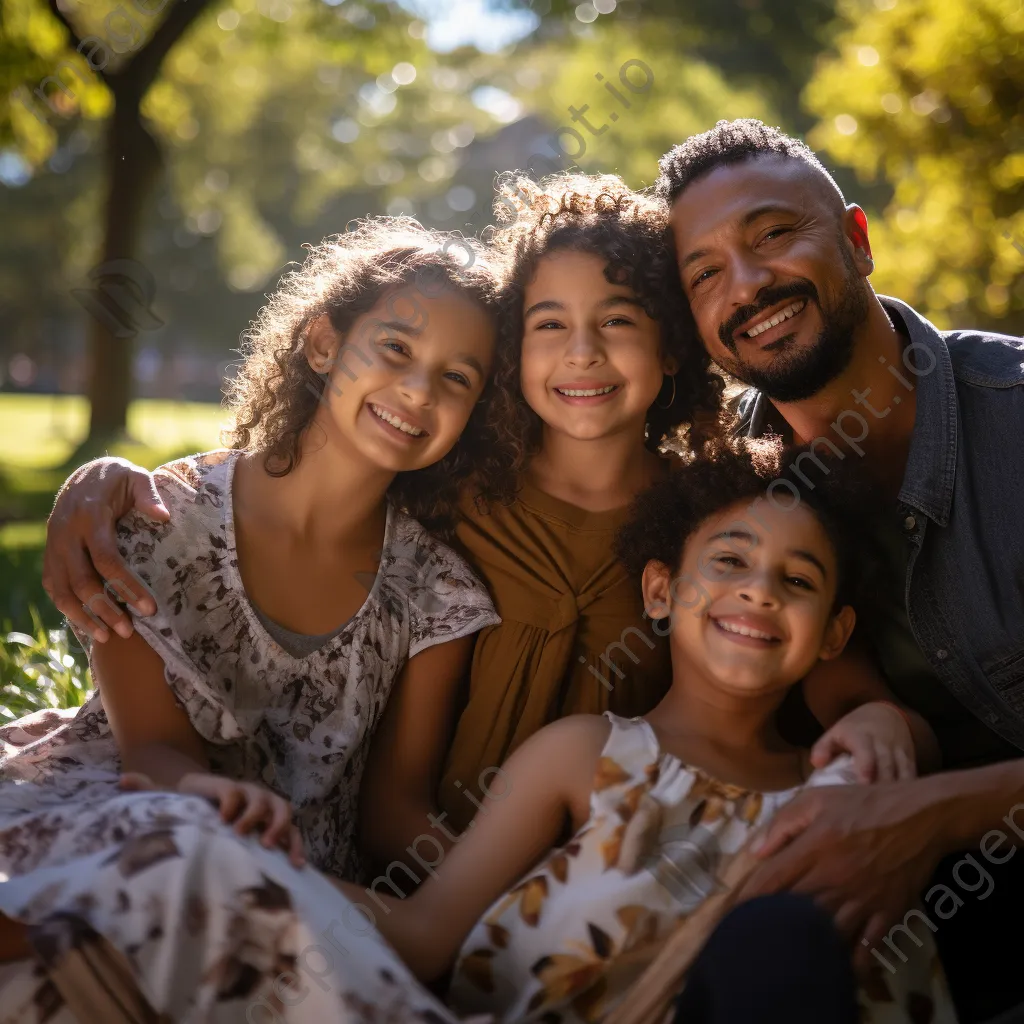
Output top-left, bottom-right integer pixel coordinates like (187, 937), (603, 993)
(718, 282), (820, 353)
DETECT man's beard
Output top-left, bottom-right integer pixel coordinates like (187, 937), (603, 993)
(714, 254), (869, 403)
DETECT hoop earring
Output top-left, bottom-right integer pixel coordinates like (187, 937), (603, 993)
(655, 374), (677, 410)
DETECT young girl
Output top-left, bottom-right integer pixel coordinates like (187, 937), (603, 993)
(338, 439), (955, 1023)
(0, 220), (502, 1019)
(39, 175), (933, 859)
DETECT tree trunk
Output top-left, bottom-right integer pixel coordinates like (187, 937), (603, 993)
(84, 87), (163, 443)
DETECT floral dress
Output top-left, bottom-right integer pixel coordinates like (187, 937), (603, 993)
(0, 449), (498, 1023)
(447, 713), (957, 1024)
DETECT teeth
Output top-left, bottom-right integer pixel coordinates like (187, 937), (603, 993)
(370, 404), (424, 436)
(745, 300), (806, 338)
(717, 620), (776, 641)
(556, 385), (617, 397)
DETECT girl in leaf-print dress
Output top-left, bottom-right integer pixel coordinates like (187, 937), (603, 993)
(335, 440), (956, 1024)
(0, 220), (503, 1023)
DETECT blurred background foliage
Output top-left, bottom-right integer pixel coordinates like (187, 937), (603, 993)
(0, 0), (1021, 711)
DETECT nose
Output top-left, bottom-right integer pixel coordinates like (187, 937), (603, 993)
(563, 326), (606, 370)
(397, 367), (435, 408)
(736, 570), (781, 609)
(730, 251), (776, 310)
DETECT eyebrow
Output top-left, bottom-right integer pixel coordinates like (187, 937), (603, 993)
(706, 531), (829, 578)
(453, 352), (486, 375)
(678, 203), (802, 271)
(523, 294), (643, 319)
(376, 318), (423, 337)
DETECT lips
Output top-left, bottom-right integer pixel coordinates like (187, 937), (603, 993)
(735, 299), (808, 347)
(368, 403), (429, 440)
(710, 614), (782, 646)
(552, 382), (621, 403)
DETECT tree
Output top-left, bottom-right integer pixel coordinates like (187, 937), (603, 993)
(804, 0), (1024, 332)
(0, 0), (508, 448)
(6, 0), (216, 449)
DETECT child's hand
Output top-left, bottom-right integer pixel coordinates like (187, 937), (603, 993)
(178, 773), (306, 867)
(809, 702), (916, 783)
(122, 771), (305, 867)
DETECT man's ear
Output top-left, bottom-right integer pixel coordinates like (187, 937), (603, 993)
(818, 605), (856, 662)
(303, 314), (340, 373)
(641, 560), (673, 622)
(843, 205), (874, 276)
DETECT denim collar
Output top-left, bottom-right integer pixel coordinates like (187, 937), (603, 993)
(882, 296), (958, 527)
(739, 295), (957, 527)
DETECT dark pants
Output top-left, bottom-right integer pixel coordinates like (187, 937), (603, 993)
(672, 894), (858, 1024)
(929, 847), (1024, 1024)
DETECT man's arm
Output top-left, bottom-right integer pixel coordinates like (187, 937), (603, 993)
(44, 457), (167, 641)
(735, 758), (1024, 973)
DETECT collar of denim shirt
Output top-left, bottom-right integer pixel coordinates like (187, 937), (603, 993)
(736, 295), (957, 527)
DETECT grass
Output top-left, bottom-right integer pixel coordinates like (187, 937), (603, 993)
(0, 394), (225, 713)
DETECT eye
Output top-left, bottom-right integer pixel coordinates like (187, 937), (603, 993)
(380, 338), (409, 356)
(760, 226), (792, 243)
(690, 267), (717, 290)
(713, 554), (745, 569)
(445, 370), (471, 388)
(785, 575), (815, 591)
(534, 319), (564, 330)
(602, 316), (633, 327)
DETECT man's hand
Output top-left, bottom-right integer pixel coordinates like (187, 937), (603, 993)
(43, 457), (167, 643)
(810, 701), (917, 783)
(737, 781), (949, 974)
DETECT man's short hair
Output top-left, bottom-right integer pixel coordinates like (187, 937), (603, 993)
(656, 118), (846, 207)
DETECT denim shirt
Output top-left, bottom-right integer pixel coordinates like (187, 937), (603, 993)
(737, 296), (1024, 762)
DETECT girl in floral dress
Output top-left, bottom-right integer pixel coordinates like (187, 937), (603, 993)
(0, 219), (502, 1022)
(336, 439), (955, 1024)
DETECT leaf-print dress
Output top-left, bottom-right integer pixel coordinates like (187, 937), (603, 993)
(0, 449), (499, 1024)
(447, 713), (957, 1024)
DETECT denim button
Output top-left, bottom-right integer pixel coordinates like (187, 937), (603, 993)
(935, 649), (948, 660)
(904, 515), (917, 531)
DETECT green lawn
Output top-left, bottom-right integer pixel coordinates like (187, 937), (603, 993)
(0, 393), (227, 632)
(0, 394), (227, 717)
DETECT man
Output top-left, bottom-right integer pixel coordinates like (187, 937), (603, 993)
(657, 118), (1023, 1022)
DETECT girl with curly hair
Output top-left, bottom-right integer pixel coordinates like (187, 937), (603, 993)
(0, 219), (504, 1021)
(428, 172), (727, 831)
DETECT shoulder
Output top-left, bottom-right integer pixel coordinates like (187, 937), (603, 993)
(512, 714), (612, 793)
(152, 449), (235, 509)
(387, 510), (499, 656)
(116, 450), (235, 564)
(943, 328), (1024, 390)
(388, 510), (492, 594)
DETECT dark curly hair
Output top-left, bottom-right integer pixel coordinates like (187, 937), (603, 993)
(656, 118), (846, 208)
(616, 436), (876, 610)
(476, 173), (725, 504)
(224, 217), (500, 537)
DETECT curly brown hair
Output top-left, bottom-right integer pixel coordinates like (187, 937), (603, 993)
(223, 217), (500, 537)
(615, 436), (876, 610)
(476, 172), (725, 504)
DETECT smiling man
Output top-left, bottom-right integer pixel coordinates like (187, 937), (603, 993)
(658, 118), (1024, 1023)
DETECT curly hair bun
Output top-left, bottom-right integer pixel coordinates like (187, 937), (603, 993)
(615, 436), (879, 611)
